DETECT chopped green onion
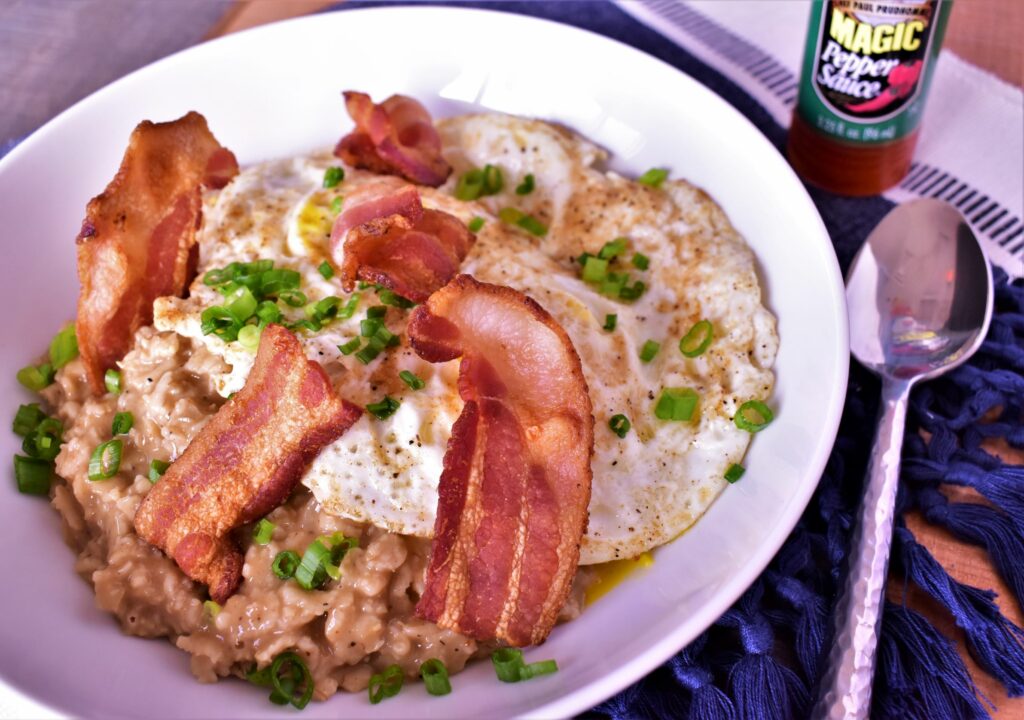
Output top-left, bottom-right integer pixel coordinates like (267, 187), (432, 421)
(637, 167), (669, 188)
(21, 417), (63, 461)
(679, 320), (714, 358)
(267, 651), (314, 710)
(499, 207), (547, 236)
(338, 338), (361, 355)
(12, 403), (45, 437)
(603, 314), (617, 332)
(49, 325), (79, 370)
(368, 664), (404, 704)
(14, 455), (52, 495)
(609, 414), (631, 438)
(87, 439), (123, 481)
(455, 168), (485, 200)
(631, 252), (650, 270)
(238, 324), (262, 351)
(148, 459), (169, 483)
(521, 660), (559, 679)
(272, 550), (301, 580)
(360, 318), (382, 337)
(467, 216), (485, 233)
(373, 325), (399, 348)
(204, 600), (221, 618)
(599, 272), (628, 298)
(483, 164), (504, 195)
(499, 207), (523, 224)
(492, 648), (525, 683)
(734, 400), (774, 432)
(225, 286), (258, 323)
(200, 306), (242, 342)
(378, 289), (415, 309)
(420, 659), (451, 696)
(338, 294), (361, 320)
(581, 256), (609, 283)
(318, 261), (335, 280)
(366, 396), (400, 420)
(654, 388), (700, 422)
(278, 289), (307, 308)
(619, 280), (646, 301)
(490, 648), (558, 683)
(111, 411), (133, 435)
(17, 363), (55, 392)
(598, 237), (628, 260)
(639, 340), (661, 363)
(104, 368), (122, 394)
(724, 463), (746, 483)
(354, 345), (380, 365)
(399, 370), (425, 391)
(515, 173), (535, 195)
(295, 538), (332, 590)
(255, 301), (282, 327)
(253, 518), (276, 545)
(322, 166), (345, 188)
(366, 305), (387, 319)
(330, 196), (344, 215)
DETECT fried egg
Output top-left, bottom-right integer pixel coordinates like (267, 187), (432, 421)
(154, 113), (777, 565)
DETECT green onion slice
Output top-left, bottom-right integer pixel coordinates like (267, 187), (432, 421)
(609, 414), (631, 438)
(467, 216), (485, 233)
(378, 289), (414, 309)
(17, 364), (55, 392)
(654, 388), (700, 422)
(295, 539), (332, 590)
(679, 320), (714, 358)
(253, 518), (276, 545)
(22, 418), (62, 461)
(330, 196), (344, 215)
(603, 314), (617, 332)
(360, 318), (382, 338)
(420, 658), (452, 696)
(338, 338), (361, 356)
(112, 411), (134, 435)
(204, 600), (221, 618)
(13, 403), (45, 437)
(455, 169), (485, 201)
(366, 305), (387, 319)
(272, 550), (301, 580)
(104, 368), (123, 394)
(515, 173), (535, 195)
(338, 293), (361, 319)
(637, 167), (669, 188)
(581, 256), (609, 284)
(368, 664), (404, 704)
(598, 237), (628, 260)
(14, 455), (52, 495)
(492, 648), (525, 683)
(255, 301), (282, 327)
(399, 370), (425, 391)
(269, 651), (314, 710)
(200, 306), (242, 342)
(724, 463), (746, 483)
(483, 164), (504, 195)
(87, 439), (123, 481)
(323, 166), (345, 188)
(734, 400), (774, 432)
(148, 459), (169, 483)
(619, 280), (646, 301)
(521, 660), (559, 679)
(49, 325), (79, 370)
(225, 285), (258, 323)
(238, 324), (262, 351)
(366, 396), (400, 420)
(318, 261), (335, 280)
(354, 345), (380, 365)
(631, 252), (650, 270)
(639, 340), (661, 363)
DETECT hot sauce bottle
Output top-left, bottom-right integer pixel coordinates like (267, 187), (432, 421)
(787, 0), (952, 196)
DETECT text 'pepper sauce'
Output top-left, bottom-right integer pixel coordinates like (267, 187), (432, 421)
(787, 0), (952, 196)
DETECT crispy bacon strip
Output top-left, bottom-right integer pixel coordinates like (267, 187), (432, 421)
(335, 91), (451, 186)
(134, 325), (361, 602)
(407, 275), (594, 646)
(330, 180), (475, 303)
(76, 112), (239, 394)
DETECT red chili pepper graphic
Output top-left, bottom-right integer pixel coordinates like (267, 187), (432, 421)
(846, 60), (923, 114)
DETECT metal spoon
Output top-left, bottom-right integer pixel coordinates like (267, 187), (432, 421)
(813, 198), (993, 719)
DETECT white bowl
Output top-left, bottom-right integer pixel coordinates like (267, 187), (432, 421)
(0, 7), (847, 718)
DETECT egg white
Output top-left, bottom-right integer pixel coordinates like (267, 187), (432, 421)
(154, 114), (778, 564)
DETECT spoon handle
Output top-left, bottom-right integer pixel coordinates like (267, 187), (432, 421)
(813, 378), (912, 720)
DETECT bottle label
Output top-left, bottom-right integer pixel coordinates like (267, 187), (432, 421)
(796, 0), (950, 144)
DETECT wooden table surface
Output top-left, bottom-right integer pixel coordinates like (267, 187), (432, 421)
(1, 0), (1020, 717)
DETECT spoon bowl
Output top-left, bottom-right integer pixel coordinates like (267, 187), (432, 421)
(814, 198), (993, 720)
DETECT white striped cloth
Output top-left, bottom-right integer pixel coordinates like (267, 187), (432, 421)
(619, 0), (1024, 277)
